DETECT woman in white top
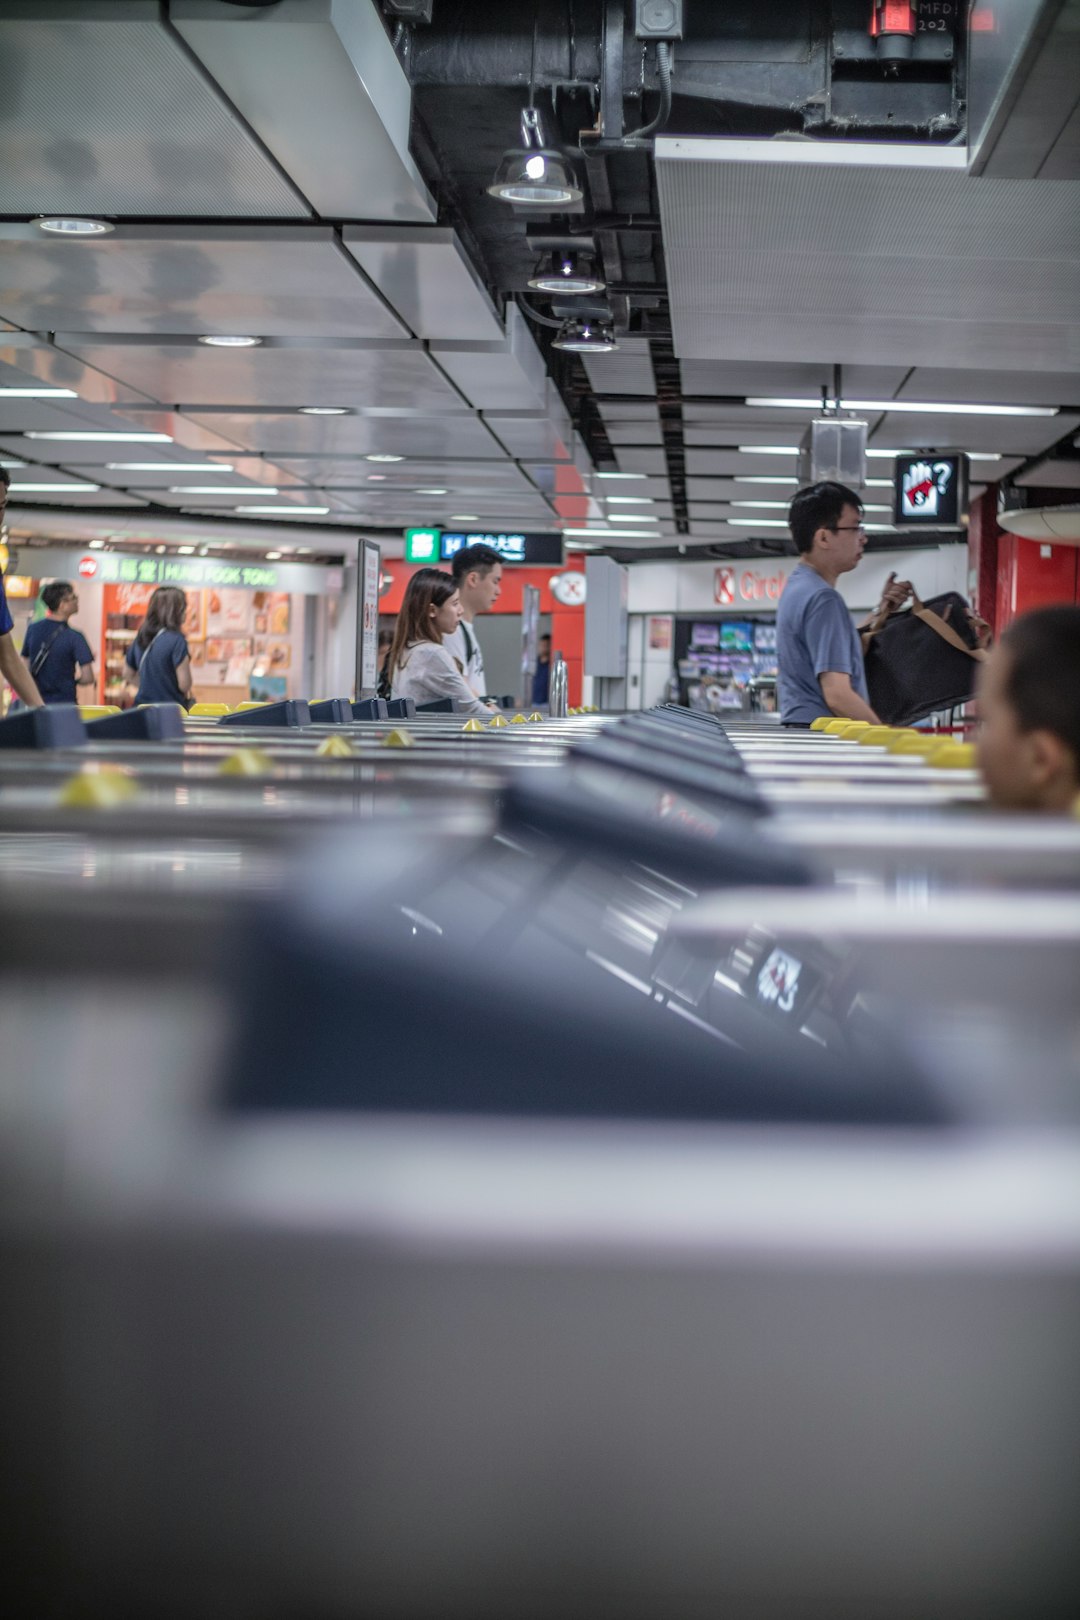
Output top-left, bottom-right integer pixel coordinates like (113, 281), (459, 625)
(388, 568), (492, 718)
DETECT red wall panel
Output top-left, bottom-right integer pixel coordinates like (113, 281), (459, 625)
(996, 535), (1078, 630)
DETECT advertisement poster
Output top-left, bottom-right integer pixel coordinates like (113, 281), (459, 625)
(648, 615), (673, 651)
(207, 587), (251, 636)
(183, 589), (207, 643)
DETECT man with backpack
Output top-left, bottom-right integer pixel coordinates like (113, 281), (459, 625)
(22, 580), (97, 706)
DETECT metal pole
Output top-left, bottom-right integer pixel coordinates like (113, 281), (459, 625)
(549, 653), (568, 718)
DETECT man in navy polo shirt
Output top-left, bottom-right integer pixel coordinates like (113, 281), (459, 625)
(0, 468), (44, 709)
(22, 580), (97, 706)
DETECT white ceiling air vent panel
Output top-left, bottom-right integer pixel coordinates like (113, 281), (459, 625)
(582, 337), (656, 396)
(655, 138), (1080, 374)
(431, 305), (548, 412)
(342, 229), (502, 342)
(171, 0), (433, 222)
(0, 0), (306, 216)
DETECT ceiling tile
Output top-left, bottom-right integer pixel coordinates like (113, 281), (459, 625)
(342, 228), (501, 341)
(0, 10), (306, 217)
(0, 228), (406, 338)
(900, 369), (1080, 408)
(55, 339), (470, 415)
(180, 411), (506, 460)
(870, 414), (1080, 456)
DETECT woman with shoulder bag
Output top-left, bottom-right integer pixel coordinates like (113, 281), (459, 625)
(387, 569), (492, 718)
(123, 586), (195, 710)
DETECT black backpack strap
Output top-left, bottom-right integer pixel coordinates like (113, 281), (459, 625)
(29, 624), (66, 678)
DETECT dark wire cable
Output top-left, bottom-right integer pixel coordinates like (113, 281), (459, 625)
(517, 296), (566, 329)
(629, 40), (673, 144)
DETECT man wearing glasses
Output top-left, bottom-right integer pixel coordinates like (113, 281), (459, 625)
(776, 481), (910, 726)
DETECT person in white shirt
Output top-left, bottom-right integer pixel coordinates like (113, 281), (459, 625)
(388, 568), (492, 718)
(442, 543), (502, 697)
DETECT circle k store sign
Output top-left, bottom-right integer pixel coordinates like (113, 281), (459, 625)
(715, 565), (792, 606)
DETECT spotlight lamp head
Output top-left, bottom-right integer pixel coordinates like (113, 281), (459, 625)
(527, 249), (605, 295)
(552, 317), (619, 353)
(488, 105), (583, 205)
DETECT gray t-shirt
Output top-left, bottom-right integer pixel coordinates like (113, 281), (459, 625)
(776, 564), (869, 725)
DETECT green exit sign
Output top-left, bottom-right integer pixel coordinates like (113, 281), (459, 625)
(404, 527), (440, 562)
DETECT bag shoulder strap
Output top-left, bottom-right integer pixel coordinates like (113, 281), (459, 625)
(459, 619), (475, 665)
(909, 592), (989, 663)
(29, 622), (66, 677)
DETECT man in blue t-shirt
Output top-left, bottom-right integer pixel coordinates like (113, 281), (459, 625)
(0, 469), (44, 709)
(21, 580), (97, 706)
(776, 481), (911, 727)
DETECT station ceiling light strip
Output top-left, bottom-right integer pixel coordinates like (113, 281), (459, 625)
(26, 430), (173, 442)
(746, 397), (1058, 418)
(107, 462), (233, 472)
(0, 387), (78, 398)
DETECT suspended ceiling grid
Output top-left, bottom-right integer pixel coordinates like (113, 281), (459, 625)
(0, 4), (1076, 560)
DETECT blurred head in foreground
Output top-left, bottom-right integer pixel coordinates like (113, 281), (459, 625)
(976, 605), (1080, 813)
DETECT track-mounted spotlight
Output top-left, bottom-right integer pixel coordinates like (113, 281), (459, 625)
(552, 318), (619, 353)
(527, 249), (605, 294)
(488, 108), (583, 205)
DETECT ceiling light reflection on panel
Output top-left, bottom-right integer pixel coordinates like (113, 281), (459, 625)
(343, 227), (502, 341)
(171, 0), (433, 221)
(59, 340), (468, 414)
(0, 229), (409, 339)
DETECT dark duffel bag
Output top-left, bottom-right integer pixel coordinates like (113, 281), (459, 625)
(864, 590), (989, 726)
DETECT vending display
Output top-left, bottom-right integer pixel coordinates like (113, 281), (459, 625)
(675, 615), (779, 714)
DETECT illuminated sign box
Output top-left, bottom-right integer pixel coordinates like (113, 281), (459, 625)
(893, 453), (968, 526)
(404, 528), (563, 566)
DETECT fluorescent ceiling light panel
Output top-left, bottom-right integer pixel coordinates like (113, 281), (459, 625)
(10, 482), (101, 492)
(603, 495), (655, 504)
(747, 397), (1058, 418)
(26, 431), (173, 442)
(172, 485), (278, 495)
(564, 526), (658, 538)
(734, 476), (798, 485)
(866, 448), (1002, 460)
(0, 387), (78, 399)
(609, 513), (659, 522)
(597, 471), (647, 479)
(235, 504), (330, 515)
(107, 462), (232, 472)
(198, 335), (261, 348)
(725, 518), (791, 527)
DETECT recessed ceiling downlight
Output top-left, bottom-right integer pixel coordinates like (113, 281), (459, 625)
(34, 216), (113, 236)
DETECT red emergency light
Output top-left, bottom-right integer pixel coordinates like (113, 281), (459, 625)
(870, 0), (917, 59)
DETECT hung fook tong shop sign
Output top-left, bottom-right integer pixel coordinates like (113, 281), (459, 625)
(17, 548), (342, 595)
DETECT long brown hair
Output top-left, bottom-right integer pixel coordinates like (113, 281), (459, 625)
(388, 568), (457, 677)
(134, 585), (187, 651)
